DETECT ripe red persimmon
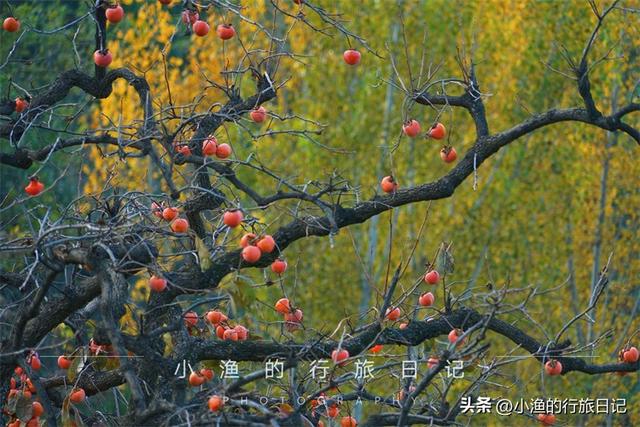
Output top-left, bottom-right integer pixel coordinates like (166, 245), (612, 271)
(397, 386), (416, 402)
(343, 49), (361, 65)
(208, 395), (224, 411)
(188, 371), (205, 386)
(25, 178), (45, 196)
(57, 356), (72, 369)
(424, 270), (440, 284)
(181, 10), (199, 25)
(241, 245), (261, 263)
(15, 98), (28, 113)
(274, 298), (291, 314)
(285, 320), (299, 331)
(205, 310), (226, 325)
(240, 233), (257, 248)
(331, 348), (349, 365)
(216, 24), (235, 40)
(26, 378), (36, 393)
(402, 119), (421, 137)
(93, 50), (112, 67)
(427, 357), (439, 369)
(370, 344), (383, 353)
(223, 210), (243, 227)
(448, 328), (464, 345)
(171, 218), (189, 233)
(544, 359), (562, 376)
(216, 325), (226, 339)
(234, 325), (248, 340)
(440, 146), (457, 163)
(183, 311), (198, 327)
(30, 355), (41, 370)
(149, 275), (167, 292)
(419, 292), (435, 307)
(151, 201), (163, 218)
(223, 328), (238, 341)
(380, 176), (398, 193)
(385, 307), (401, 321)
(623, 346), (639, 363)
(89, 339), (100, 355)
(202, 137), (218, 156)
(162, 207), (178, 221)
(284, 309), (303, 326)
(256, 235), (276, 253)
(200, 368), (214, 380)
(327, 404), (339, 418)
(69, 388), (86, 403)
(177, 145), (191, 156)
(192, 20), (210, 37)
(271, 259), (287, 274)
(250, 106), (267, 123)
(428, 122), (446, 139)
(32, 401), (44, 417)
(105, 5), (124, 23)
(537, 413), (556, 426)
(3, 17), (20, 32)
(216, 143), (232, 159)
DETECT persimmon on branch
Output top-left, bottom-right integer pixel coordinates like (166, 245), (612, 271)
(0, 0), (639, 427)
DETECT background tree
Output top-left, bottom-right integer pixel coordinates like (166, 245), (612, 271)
(0, 0), (639, 426)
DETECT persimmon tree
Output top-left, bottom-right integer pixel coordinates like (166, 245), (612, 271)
(0, 1), (638, 426)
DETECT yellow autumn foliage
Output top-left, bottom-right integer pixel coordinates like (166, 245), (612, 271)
(84, 1), (639, 424)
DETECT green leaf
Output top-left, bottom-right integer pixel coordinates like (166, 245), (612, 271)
(228, 278), (257, 314)
(61, 396), (71, 427)
(437, 243), (455, 274)
(104, 355), (121, 371)
(74, 408), (86, 427)
(92, 354), (109, 371)
(422, 339), (434, 355)
(195, 236), (212, 270)
(6, 392), (18, 414)
(67, 348), (87, 383)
